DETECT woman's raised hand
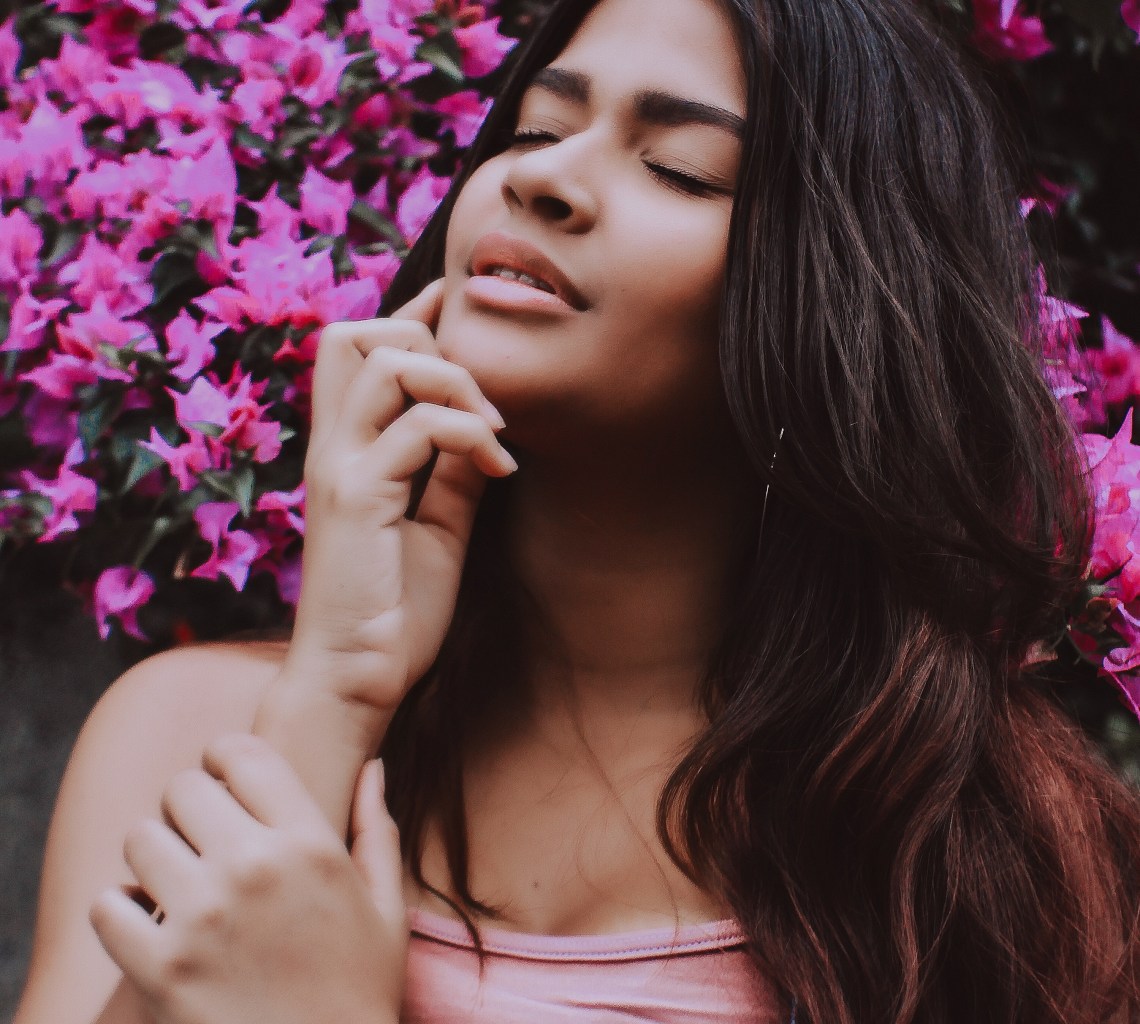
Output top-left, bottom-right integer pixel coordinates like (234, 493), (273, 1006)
(91, 736), (408, 1024)
(280, 278), (515, 720)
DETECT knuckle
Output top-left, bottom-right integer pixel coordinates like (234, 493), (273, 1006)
(229, 846), (281, 897)
(123, 817), (162, 857)
(297, 833), (348, 882)
(204, 731), (263, 768)
(163, 767), (204, 807)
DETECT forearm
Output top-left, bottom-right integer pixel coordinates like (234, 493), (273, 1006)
(252, 674), (396, 837)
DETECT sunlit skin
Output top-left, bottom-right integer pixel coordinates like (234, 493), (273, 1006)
(14, 2), (766, 1023)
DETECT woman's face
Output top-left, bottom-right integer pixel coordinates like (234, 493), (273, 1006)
(435, 0), (746, 450)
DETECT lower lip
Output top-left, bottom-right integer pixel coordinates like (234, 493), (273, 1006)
(464, 274), (579, 316)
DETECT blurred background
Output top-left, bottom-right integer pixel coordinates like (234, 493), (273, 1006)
(1, 0), (1138, 1016)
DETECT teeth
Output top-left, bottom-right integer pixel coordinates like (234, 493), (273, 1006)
(487, 266), (556, 295)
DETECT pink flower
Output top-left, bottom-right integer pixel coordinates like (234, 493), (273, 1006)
(87, 60), (221, 132)
(169, 375), (232, 431)
(970, 0), (1053, 60)
(0, 20), (20, 89)
(165, 311), (226, 381)
(283, 33), (356, 107)
(21, 458), (98, 542)
(228, 78), (287, 137)
(299, 166), (354, 236)
(56, 295), (156, 359)
(396, 165), (451, 244)
(140, 427), (214, 490)
(0, 290), (67, 353)
(0, 104), (90, 198)
(1090, 317), (1140, 409)
(37, 36), (113, 105)
(94, 565), (156, 640)
(352, 248), (402, 293)
(453, 18), (516, 78)
(22, 391), (78, 452)
(0, 207), (42, 285)
(1122, 0), (1140, 39)
(191, 501), (268, 590)
(257, 483), (306, 535)
(56, 236), (153, 317)
(168, 371), (282, 462)
(434, 91), (491, 148)
(21, 352), (126, 399)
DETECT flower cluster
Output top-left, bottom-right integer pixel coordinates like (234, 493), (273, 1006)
(1, 0), (1140, 727)
(0, 0), (513, 641)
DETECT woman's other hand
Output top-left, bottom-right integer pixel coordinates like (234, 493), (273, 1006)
(90, 735), (407, 1024)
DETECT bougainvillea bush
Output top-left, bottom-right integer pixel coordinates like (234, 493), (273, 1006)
(1, 0), (1139, 751)
(0, 0), (516, 642)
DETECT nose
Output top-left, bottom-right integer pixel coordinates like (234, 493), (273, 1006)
(500, 139), (599, 233)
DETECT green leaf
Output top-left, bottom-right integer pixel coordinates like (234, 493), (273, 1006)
(201, 465), (256, 516)
(78, 393), (122, 454)
(133, 514), (178, 569)
(416, 39), (465, 83)
(121, 445), (166, 495)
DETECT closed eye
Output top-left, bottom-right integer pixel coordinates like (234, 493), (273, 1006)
(508, 130), (728, 199)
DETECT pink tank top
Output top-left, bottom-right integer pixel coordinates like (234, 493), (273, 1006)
(400, 906), (789, 1023)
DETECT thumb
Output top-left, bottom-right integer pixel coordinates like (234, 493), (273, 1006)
(350, 759), (405, 920)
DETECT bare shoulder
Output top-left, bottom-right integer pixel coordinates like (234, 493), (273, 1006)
(14, 638), (288, 1024)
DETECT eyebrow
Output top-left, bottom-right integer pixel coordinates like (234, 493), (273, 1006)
(527, 66), (745, 140)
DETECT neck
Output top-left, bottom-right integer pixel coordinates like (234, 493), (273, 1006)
(501, 435), (757, 738)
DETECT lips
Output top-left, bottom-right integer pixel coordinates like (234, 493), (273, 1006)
(467, 231), (588, 311)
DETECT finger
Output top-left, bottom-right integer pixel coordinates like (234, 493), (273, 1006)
(90, 887), (164, 991)
(162, 767), (262, 855)
(310, 311), (439, 455)
(335, 347), (504, 450)
(412, 450), (491, 548)
(201, 733), (327, 833)
(390, 277), (445, 331)
(350, 760), (404, 921)
(370, 404), (518, 484)
(122, 818), (201, 914)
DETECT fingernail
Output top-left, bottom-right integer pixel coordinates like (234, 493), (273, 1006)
(500, 449), (519, 474)
(483, 401), (506, 431)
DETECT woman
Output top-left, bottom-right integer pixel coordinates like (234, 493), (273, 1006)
(14, 0), (1140, 1020)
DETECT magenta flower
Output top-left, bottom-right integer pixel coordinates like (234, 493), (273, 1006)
(56, 237), (153, 317)
(1090, 317), (1140, 409)
(191, 501), (268, 590)
(94, 565), (156, 641)
(140, 428), (214, 490)
(21, 455), (98, 543)
(21, 352), (124, 399)
(453, 18), (516, 78)
(971, 0), (1053, 60)
(0, 103), (90, 198)
(0, 208), (42, 285)
(165, 311), (227, 382)
(0, 20), (20, 89)
(435, 91), (492, 148)
(1121, 0), (1140, 39)
(299, 166), (354, 236)
(257, 484), (306, 535)
(1, 291), (67, 353)
(396, 166), (452, 243)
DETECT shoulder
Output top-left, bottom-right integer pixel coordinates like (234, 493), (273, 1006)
(14, 639), (288, 1024)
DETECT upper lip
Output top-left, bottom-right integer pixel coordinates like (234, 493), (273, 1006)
(467, 231), (588, 310)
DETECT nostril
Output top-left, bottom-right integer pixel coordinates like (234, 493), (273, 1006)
(533, 195), (574, 220)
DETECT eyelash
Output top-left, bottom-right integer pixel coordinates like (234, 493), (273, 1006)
(506, 129), (723, 198)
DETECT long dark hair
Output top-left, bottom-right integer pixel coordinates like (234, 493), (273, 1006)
(378, 0), (1140, 1020)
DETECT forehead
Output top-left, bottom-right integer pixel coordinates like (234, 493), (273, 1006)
(549, 0), (746, 116)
